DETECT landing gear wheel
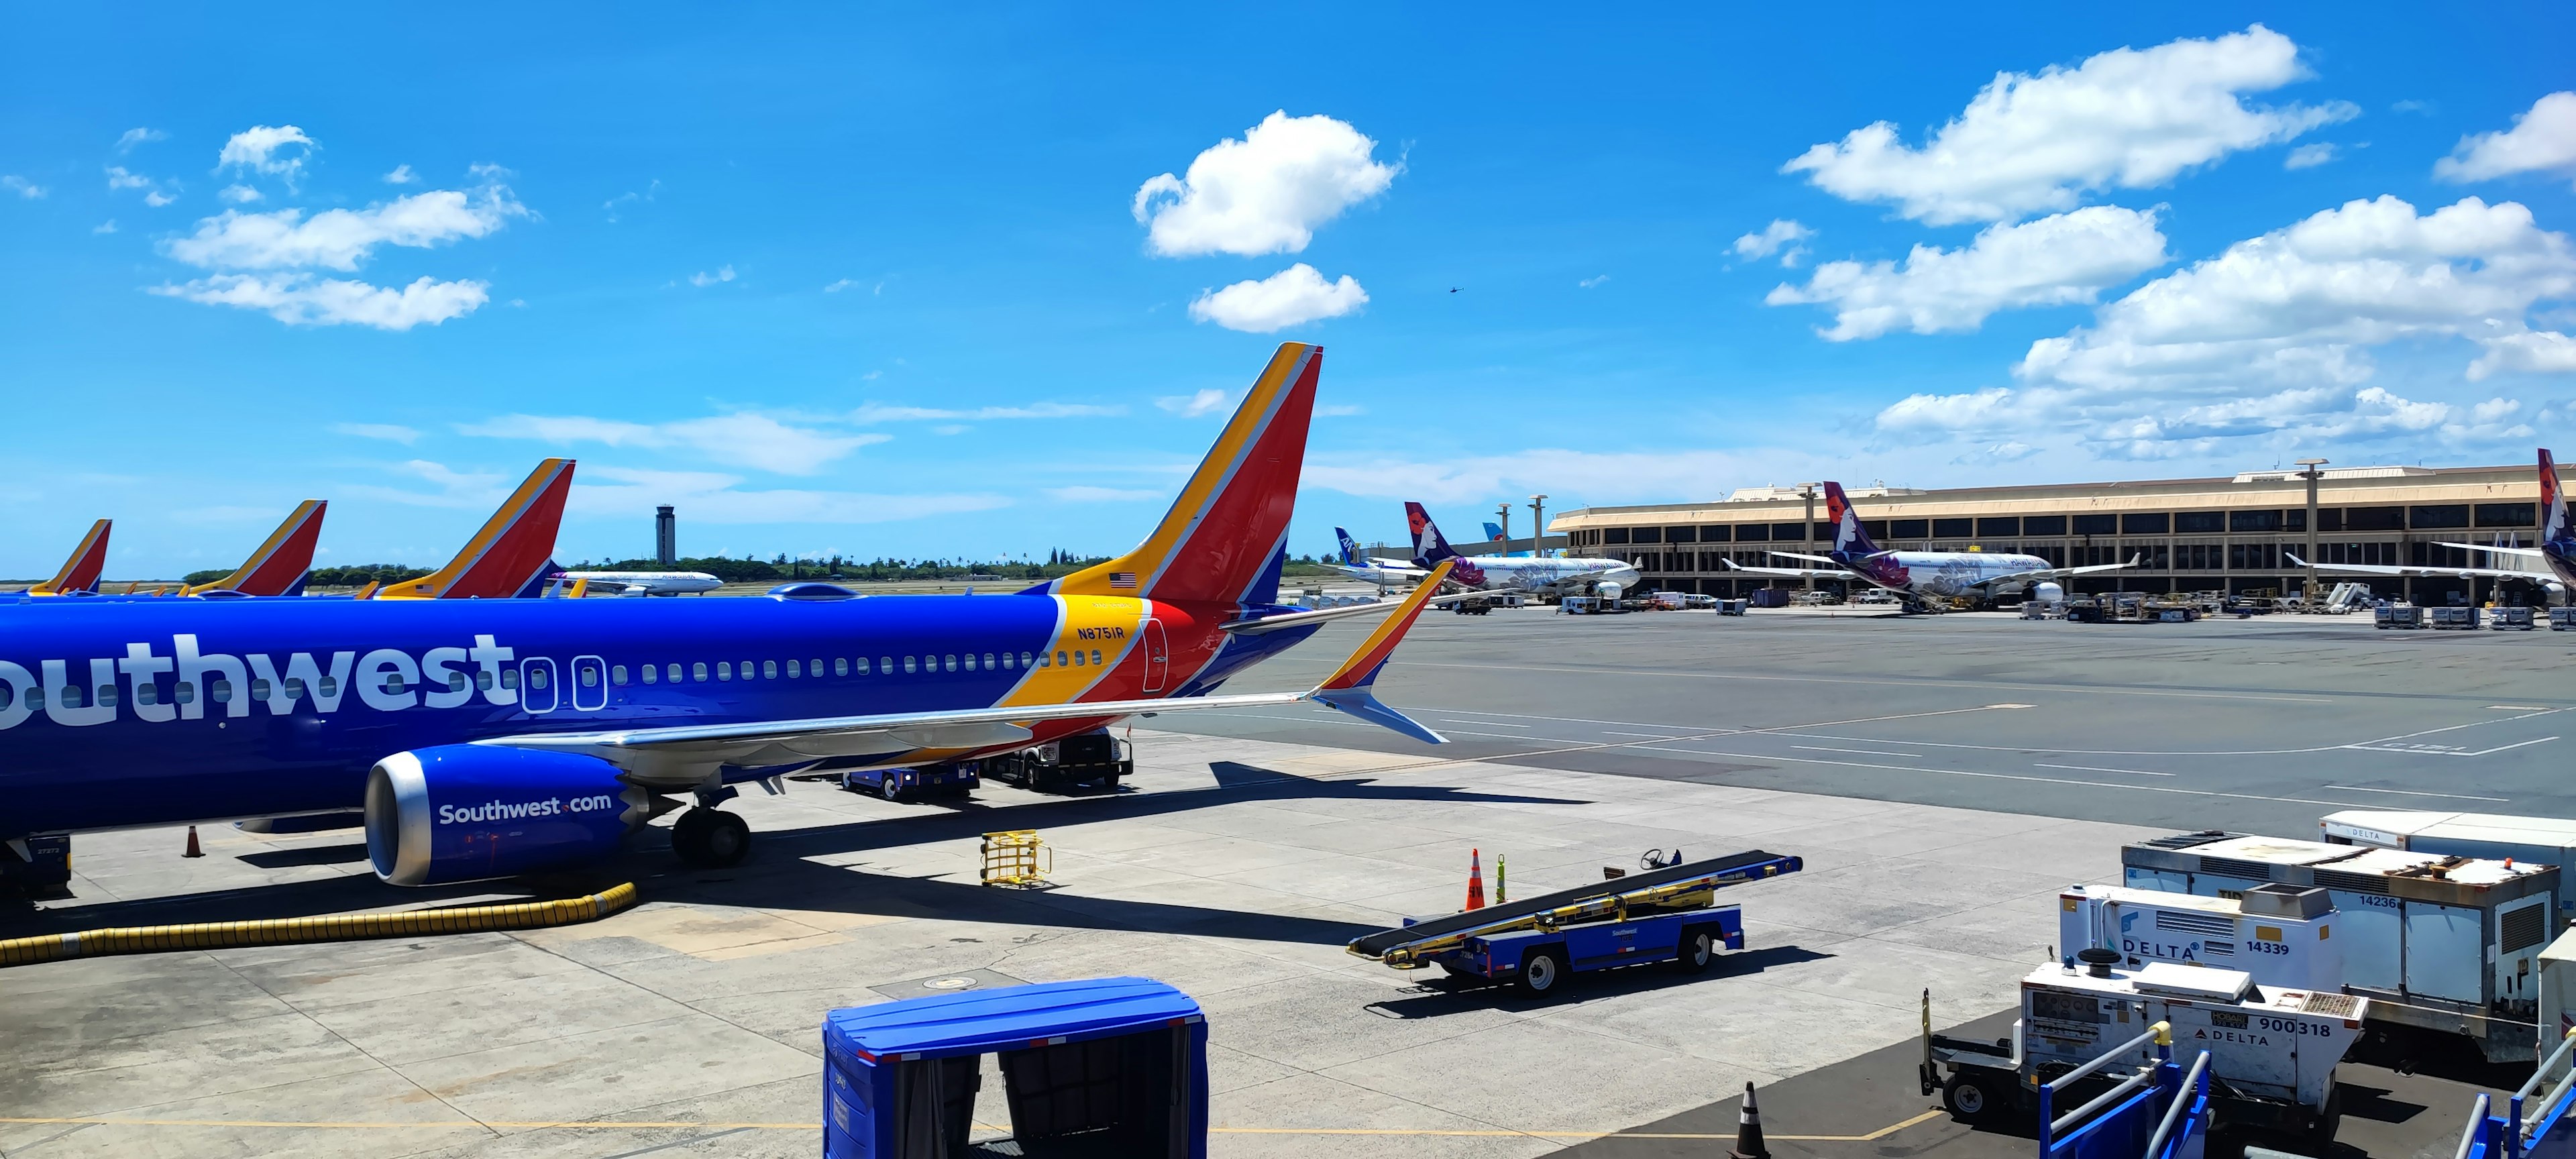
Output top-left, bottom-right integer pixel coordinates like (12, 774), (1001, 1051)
(879, 775), (908, 804)
(1516, 948), (1567, 997)
(672, 808), (751, 869)
(1943, 1072), (2001, 1122)
(1675, 927), (1717, 973)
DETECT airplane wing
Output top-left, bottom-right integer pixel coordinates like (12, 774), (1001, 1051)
(1975, 555), (2141, 588)
(2436, 542), (2547, 559)
(2284, 551), (2540, 580)
(1222, 588), (1503, 634)
(483, 561), (1460, 783)
(1721, 559), (1843, 579)
(1764, 550), (1840, 565)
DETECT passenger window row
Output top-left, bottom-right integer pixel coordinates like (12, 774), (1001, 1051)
(610, 647), (1108, 687)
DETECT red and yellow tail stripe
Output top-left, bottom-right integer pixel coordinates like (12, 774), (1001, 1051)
(378, 459), (575, 600)
(1319, 561), (1452, 692)
(30, 519), (111, 596)
(184, 500), (326, 596)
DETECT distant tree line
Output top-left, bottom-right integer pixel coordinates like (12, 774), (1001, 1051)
(187, 563), (433, 588)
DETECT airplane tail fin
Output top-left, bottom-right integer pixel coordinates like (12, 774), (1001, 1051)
(1482, 520), (1507, 543)
(1308, 559), (1453, 744)
(1821, 482), (1881, 557)
(515, 559), (567, 599)
(1404, 502), (1459, 566)
(33, 519), (111, 595)
(187, 500), (326, 596)
(1045, 343), (1320, 606)
(2544, 450), (2568, 543)
(379, 459), (576, 600)
(1334, 527), (1364, 566)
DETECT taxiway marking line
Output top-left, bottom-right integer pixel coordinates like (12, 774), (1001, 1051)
(2035, 763), (2175, 778)
(2322, 785), (2512, 802)
(1403, 661), (2336, 704)
(2491, 705), (2555, 711)
(1796, 745), (1925, 759)
(1629, 747), (2366, 808)
(2346, 736), (2558, 757)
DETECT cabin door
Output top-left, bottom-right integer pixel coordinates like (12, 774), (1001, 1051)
(1142, 619), (1169, 693)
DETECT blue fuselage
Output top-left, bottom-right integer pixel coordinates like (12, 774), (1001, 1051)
(0, 594), (1311, 837)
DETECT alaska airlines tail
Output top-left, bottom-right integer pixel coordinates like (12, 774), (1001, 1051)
(185, 500), (326, 596)
(1047, 343), (1319, 607)
(376, 459), (576, 600)
(29, 519), (111, 596)
(1821, 482), (1883, 557)
(2543, 450), (2568, 544)
(1334, 527), (1365, 567)
(1404, 502), (1460, 566)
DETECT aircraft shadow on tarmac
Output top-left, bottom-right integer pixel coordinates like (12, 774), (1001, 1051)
(233, 842), (371, 869)
(1359, 943), (1838, 1019)
(5, 759), (1591, 952)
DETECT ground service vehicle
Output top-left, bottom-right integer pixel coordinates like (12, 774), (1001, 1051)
(981, 732), (1133, 793)
(839, 762), (979, 802)
(1346, 850), (1801, 996)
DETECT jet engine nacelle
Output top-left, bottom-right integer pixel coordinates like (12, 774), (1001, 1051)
(2031, 582), (2065, 604)
(1595, 581), (1624, 603)
(364, 744), (641, 885)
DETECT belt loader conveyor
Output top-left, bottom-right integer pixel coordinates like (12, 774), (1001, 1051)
(1346, 850), (1802, 993)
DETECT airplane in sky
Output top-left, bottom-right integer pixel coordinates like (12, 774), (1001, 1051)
(0, 343), (1454, 892)
(1403, 503), (1638, 596)
(2288, 449), (2574, 602)
(548, 569), (725, 597)
(1725, 481), (2135, 606)
(16, 519), (111, 596)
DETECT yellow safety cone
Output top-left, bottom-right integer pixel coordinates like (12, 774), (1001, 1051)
(1464, 848), (1486, 911)
(183, 826), (203, 859)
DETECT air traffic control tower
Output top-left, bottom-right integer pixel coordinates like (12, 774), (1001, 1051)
(655, 505), (676, 565)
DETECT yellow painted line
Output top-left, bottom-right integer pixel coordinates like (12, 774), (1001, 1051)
(0, 1108), (1950, 1141)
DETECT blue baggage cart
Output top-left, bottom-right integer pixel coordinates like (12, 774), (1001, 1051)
(822, 977), (1208, 1158)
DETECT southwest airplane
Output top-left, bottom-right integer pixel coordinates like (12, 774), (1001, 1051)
(0, 343), (1453, 890)
(2288, 449), (2574, 602)
(11, 501), (325, 601)
(372, 458), (578, 600)
(17, 519), (111, 596)
(1725, 481), (2135, 605)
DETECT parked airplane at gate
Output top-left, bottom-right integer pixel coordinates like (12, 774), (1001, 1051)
(2289, 449), (2575, 602)
(1725, 481), (2135, 605)
(549, 569), (725, 597)
(16, 519), (111, 596)
(0, 343), (1452, 893)
(1403, 503), (1637, 596)
(1329, 527), (1421, 587)
(182, 500), (329, 597)
(372, 458), (578, 601)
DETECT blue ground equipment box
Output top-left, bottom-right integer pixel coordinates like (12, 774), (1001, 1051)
(822, 977), (1208, 1158)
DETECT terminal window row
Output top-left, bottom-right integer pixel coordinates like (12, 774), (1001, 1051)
(1580, 502), (2536, 545)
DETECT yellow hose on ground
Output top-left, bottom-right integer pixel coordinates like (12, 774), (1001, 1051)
(0, 882), (639, 968)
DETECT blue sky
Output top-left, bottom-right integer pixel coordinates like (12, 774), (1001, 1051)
(4, 7), (2573, 577)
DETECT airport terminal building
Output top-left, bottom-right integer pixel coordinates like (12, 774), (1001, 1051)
(1551, 462), (2559, 604)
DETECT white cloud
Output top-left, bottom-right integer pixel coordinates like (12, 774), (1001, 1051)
(1766, 206), (2168, 340)
(571, 465), (1009, 525)
(822, 278), (857, 293)
(1187, 264), (1368, 332)
(850, 402), (1124, 423)
(602, 179), (658, 222)
(219, 184), (263, 204)
(217, 125), (316, 188)
(331, 422), (421, 443)
(1046, 486), (1164, 502)
(2, 176), (44, 199)
(2469, 329), (2576, 380)
(2284, 142), (2339, 170)
(1876, 387), (2021, 433)
(688, 265), (736, 287)
(1315, 403), (1366, 417)
(1133, 111), (1398, 257)
(1731, 219), (1815, 265)
(1578, 274), (1611, 288)
(144, 191), (174, 207)
(115, 127), (165, 153)
(93, 220), (115, 235)
(2437, 91), (2576, 186)
(166, 180), (527, 272)
(1155, 389), (1231, 417)
(382, 164), (417, 184)
(455, 412), (885, 475)
(150, 274), (491, 330)
(105, 166), (150, 190)
(1785, 25), (2353, 224)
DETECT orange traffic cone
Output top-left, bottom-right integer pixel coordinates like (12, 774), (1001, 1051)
(1464, 848), (1486, 911)
(183, 826), (203, 859)
(1731, 1081), (1770, 1159)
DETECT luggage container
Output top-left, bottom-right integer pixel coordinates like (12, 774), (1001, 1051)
(2322, 809), (2576, 918)
(2376, 604), (2426, 629)
(2123, 832), (2558, 1062)
(2552, 607), (2576, 631)
(2432, 606), (2484, 630)
(2494, 606), (2539, 630)
(2058, 883), (2340, 992)
(821, 977), (1208, 1159)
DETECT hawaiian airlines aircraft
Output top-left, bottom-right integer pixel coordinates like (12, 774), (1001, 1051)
(18, 520), (111, 596)
(0, 343), (1452, 891)
(1402, 504), (1637, 596)
(2290, 449), (2575, 601)
(1726, 481), (2135, 605)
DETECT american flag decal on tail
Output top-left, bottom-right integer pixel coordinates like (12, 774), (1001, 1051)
(1110, 572), (1137, 589)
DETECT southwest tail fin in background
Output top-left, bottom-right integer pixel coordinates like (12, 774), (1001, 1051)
(1821, 482), (1882, 557)
(2543, 450), (2568, 544)
(376, 459), (576, 600)
(30, 519), (111, 596)
(186, 500), (325, 596)
(1404, 502), (1459, 566)
(1046, 343), (1320, 606)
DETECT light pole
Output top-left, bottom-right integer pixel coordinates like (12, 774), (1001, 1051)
(1798, 483), (1819, 594)
(2296, 457), (2327, 602)
(1528, 495), (1548, 557)
(1495, 502), (1512, 555)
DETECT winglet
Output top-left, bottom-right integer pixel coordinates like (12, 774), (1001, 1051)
(31, 518), (111, 596)
(1306, 560), (1453, 744)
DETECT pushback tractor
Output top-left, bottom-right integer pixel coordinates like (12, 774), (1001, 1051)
(1345, 849), (1802, 995)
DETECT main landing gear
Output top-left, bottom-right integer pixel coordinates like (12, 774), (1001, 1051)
(670, 807), (751, 869)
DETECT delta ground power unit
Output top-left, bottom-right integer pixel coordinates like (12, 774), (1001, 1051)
(2123, 832), (2558, 1062)
(2058, 883), (2340, 991)
(2322, 809), (2576, 918)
